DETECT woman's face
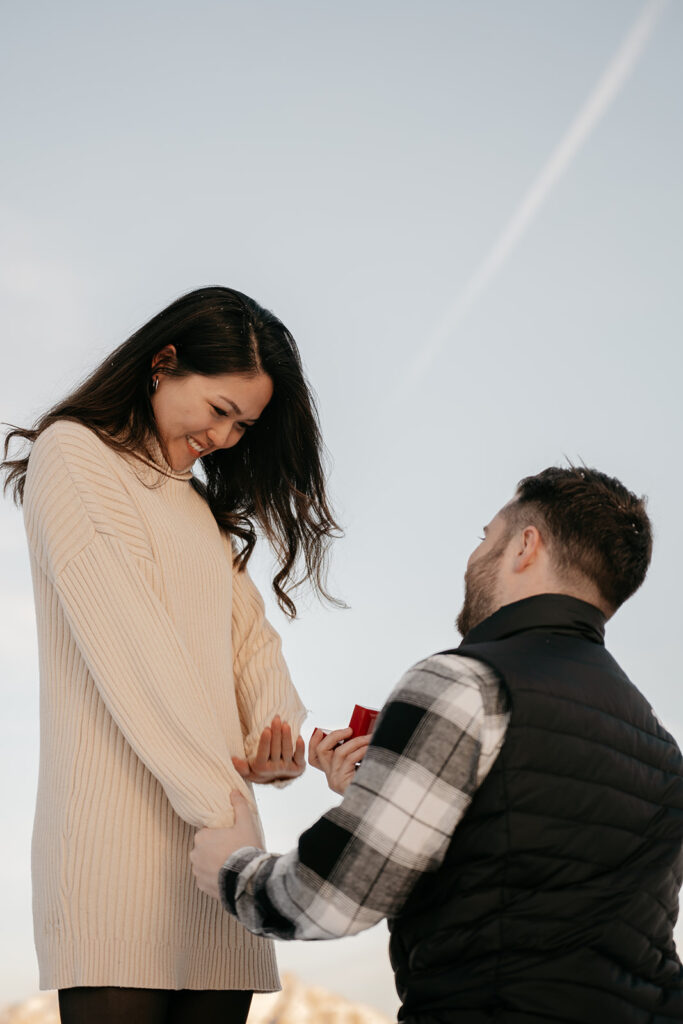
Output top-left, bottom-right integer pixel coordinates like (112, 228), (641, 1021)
(151, 357), (273, 471)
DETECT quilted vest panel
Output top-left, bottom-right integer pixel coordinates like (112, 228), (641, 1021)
(389, 597), (683, 1024)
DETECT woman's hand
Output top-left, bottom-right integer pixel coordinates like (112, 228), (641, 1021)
(232, 715), (306, 784)
(308, 726), (372, 795)
(191, 792), (261, 900)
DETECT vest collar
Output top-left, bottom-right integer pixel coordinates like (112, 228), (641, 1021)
(459, 594), (606, 647)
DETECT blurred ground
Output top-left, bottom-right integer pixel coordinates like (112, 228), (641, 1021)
(0, 973), (393, 1024)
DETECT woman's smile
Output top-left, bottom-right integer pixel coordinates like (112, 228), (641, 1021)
(186, 435), (207, 458)
(150, 364), (274, 471)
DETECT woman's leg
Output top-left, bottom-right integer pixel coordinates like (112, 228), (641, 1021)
(58, 986), (170, 1024)
(168, 989), (253, 1024)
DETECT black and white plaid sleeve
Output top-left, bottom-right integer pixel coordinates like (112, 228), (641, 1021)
(219, 653), (509, 940)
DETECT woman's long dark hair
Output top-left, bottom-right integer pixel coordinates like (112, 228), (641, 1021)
(2, 286), (342, 617)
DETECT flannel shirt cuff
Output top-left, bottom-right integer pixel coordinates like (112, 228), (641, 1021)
(219, 847), (264, 915)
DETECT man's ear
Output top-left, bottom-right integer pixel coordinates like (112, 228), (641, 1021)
(151, 344), (177, 373)
(511, 526), (542, 573)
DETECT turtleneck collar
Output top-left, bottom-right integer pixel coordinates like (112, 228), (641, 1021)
(459, 594), (606, 648)
(133, 436), (195, 482)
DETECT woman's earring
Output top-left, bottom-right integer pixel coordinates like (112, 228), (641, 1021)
(151, 375), (159, 393)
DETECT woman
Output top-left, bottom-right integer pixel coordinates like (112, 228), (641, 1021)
(2, 287), (341, 1024)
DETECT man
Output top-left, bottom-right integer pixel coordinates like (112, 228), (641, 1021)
(191, 466), (683, 1022)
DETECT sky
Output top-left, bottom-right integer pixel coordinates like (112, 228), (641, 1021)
(1, 0), (682, 1015)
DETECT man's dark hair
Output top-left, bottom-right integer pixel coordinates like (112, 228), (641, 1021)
(504, 466), (652, 612)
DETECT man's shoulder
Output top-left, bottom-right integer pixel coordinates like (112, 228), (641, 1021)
(389, 652), (508, 720)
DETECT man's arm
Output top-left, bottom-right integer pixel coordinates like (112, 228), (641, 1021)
(194, 653), (509, 939)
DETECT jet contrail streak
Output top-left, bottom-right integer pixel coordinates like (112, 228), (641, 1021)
(394, 0), (669, 400)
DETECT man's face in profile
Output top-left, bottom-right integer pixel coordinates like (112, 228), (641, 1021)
(456, 509), (511, 636)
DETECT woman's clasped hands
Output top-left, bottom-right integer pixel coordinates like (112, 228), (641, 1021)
(231, 715), (306, 784)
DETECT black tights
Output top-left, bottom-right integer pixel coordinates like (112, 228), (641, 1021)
(58, 986), (253, 1024)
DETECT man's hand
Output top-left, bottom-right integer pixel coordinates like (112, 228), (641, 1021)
(231, 715), (306, 784)
(308, 727), (372, 795)
(190, 792), (262, 900)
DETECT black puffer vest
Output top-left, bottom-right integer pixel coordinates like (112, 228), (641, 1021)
(389, 596), (683, 1023)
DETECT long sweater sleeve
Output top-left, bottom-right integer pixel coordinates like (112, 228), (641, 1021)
(230, 552), (307, 763)
(26, 423), (257, 827)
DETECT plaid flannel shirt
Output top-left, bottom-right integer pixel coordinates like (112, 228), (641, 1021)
(219, 652), (509, 940)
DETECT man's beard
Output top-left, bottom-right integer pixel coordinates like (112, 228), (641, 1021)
(456, 542), (507, 637)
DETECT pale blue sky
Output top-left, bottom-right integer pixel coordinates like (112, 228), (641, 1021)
(2, 0), (682, 1015)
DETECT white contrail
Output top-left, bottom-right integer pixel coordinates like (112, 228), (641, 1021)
(394, 0), (670, 400)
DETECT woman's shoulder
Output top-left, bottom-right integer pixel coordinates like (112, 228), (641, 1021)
(38, 419), (105, 448)
(27, 421), (126, 499)
(32, 419), (109, 461)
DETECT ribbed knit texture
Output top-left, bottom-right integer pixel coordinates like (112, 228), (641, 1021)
(23, 420), (307, 992)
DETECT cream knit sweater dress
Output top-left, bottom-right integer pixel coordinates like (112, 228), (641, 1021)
(23, 420), (307, 992)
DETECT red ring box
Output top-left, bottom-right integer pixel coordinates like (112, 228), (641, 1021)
(314, 705), (379, 743)
(348, 704), (379, 738)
